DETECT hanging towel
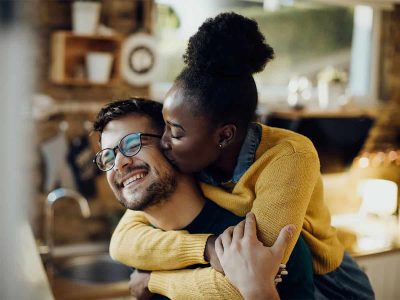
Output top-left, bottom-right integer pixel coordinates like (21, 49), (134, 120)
(40, 132), (77, 192)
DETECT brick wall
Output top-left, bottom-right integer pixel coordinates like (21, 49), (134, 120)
(361, 5), (400, 153)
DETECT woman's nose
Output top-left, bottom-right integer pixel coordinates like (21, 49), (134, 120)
(161, 130), (171, 150)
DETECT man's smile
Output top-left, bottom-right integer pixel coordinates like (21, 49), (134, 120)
(118, 167), (150, 188)
(123, 171), (148, 188)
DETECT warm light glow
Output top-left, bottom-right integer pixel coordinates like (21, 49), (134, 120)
(359, 157), (369, 168)
(388, 150), (397, 162)
(358, 179), (398, 216)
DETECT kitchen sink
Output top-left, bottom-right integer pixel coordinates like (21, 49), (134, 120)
(56, 254), (132, 284)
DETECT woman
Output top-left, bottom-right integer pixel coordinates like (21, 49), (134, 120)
(111, 12), (374, 299)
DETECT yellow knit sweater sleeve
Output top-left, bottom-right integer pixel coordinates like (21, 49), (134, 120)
(109, 209), (211, 270)
(250, 152), (343, 273)
(149, 267), (243, 300)
(251, 150), (320, 263)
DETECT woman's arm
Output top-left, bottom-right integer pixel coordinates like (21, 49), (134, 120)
(129, 267), (243, 300)
(215, 213), (295, 300)
(251, 151), (319, 262)
(127, 213), (294, 300)
(109, 209), (211, 270)
(203, 150), (320, 265)
(112, 210), (244, 299)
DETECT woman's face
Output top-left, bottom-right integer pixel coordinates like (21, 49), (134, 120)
(161, 88), (222, 174)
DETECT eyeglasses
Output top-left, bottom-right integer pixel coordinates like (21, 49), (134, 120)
(94, 132), (162, 172)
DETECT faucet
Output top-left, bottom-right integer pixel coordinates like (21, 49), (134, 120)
(44, 188), (91, 278)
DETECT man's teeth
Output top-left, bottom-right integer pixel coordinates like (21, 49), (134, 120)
(123, 173), (146, 186)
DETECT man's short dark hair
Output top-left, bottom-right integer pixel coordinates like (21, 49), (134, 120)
(93, 98), (164, 139)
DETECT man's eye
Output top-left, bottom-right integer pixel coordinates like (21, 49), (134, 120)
(102, 157), (114, 166)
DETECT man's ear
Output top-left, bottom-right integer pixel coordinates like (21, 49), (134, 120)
(217, 124), (237, 148)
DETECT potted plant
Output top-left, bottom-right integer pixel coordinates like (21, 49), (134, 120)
(72, 0), (102, 35)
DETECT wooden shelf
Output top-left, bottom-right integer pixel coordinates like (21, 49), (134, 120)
(50, 31), (123, 86)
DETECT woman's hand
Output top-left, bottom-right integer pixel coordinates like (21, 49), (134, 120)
(215, 212), (295, 300)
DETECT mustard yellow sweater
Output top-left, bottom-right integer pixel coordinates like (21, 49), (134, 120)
(110, 124), (344, 299)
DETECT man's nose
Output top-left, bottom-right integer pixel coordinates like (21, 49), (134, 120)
(113, 150), (133, 172)
(161, 130), (171, 150)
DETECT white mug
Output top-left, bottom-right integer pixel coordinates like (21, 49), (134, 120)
(86, 52), (114, 84)
(72, 1), (101, 35)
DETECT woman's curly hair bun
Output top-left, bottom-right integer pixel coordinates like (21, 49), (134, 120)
(183, 12), (274, 76)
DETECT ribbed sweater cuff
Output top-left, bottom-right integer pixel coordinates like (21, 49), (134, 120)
(177, 233), (211, 265)
(148, 271), (170, 295)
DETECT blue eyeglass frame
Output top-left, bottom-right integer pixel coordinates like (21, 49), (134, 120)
(94, 132), (162, 172)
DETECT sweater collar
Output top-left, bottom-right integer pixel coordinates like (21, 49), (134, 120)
(197, 123), (261, 186)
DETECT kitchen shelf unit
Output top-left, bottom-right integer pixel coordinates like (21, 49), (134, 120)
(50, 31), (123, 86)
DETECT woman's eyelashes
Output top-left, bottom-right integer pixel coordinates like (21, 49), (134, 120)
(171, 132), (183, 139)
(164, 122), (184, 139)
(170, 128), (184, 139)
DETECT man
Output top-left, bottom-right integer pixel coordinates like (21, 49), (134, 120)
(93, 98), (313, 299)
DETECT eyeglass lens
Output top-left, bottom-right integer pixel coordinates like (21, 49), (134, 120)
(96, 133), (141, 171)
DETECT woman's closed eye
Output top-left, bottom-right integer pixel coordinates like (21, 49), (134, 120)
(171, 133), (183, 139)
(170, 128), (184, 139)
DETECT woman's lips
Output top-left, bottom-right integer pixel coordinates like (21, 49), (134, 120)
(163, 152), (175, 163)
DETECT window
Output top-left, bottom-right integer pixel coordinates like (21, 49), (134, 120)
(152, 0), (380, 106)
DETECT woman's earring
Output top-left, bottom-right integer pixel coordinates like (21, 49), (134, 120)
(218, 143), (223, 148)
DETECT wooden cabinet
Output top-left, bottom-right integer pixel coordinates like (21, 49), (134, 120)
(50, 31), (123, 86)
(355, 251), (400, 300)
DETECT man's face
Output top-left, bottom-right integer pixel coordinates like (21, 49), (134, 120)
(101, 114), (177, 211)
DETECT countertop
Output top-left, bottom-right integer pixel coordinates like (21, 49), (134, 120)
(332, 213), (400, 258)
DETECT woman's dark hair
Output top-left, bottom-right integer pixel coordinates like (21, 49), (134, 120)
(93, 98), (164, 140)
(175, 12), (274, 129)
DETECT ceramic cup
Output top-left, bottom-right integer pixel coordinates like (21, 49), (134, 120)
(86, 52), (114, 84)
(72, 1), (101, 35)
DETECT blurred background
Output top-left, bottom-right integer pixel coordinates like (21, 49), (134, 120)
(1, 0), (400, 299)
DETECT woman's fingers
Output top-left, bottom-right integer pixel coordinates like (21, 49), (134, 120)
(243, 212), (258, 240)
(220, 226), (234, 247)
(271, 224), (296, 260)
(232, 220), (245, 241)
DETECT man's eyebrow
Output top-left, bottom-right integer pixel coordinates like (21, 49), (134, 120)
(166, 120), (185, 131)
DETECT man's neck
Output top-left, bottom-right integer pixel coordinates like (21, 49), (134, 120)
(143, 174), (205, 231)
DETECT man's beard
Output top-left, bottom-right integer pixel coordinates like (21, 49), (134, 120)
(118, 171), (177, 211)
